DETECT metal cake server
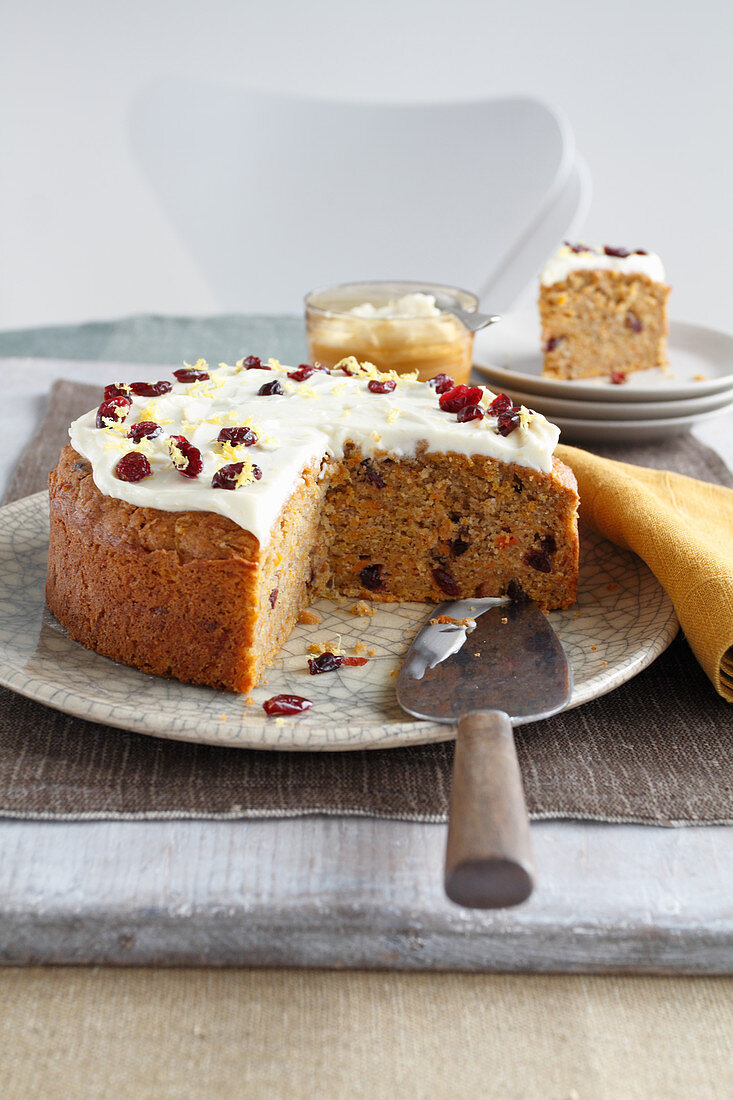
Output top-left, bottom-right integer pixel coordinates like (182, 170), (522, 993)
(397, 596), (573, 909)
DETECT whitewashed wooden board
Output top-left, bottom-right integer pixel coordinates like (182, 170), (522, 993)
(1, 816), (731, 972)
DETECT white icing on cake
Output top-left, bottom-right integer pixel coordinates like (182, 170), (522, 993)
(347, 293), (441, 319)
(541, 245), (666, 287)
(69, 359), (560, 547)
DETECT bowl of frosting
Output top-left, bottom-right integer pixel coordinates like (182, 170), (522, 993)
(304, 280), (479, 384)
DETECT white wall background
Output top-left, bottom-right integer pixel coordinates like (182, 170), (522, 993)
(1, 0), (731, 331)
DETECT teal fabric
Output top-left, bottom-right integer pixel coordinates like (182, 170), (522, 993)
(0, 314), (308, 366)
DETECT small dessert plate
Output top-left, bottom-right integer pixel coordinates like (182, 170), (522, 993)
(498, 384), (733, 422)
(474, 320), (733, 402)
(0, 493), (677, 751)
(553, 404), (733, 445)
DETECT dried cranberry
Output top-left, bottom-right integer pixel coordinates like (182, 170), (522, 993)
(211, 461), (262, 489)
(564, 241), (591, 253)
(127, 421), (162, 443)
(496, 409), (521, 436)
(432, 566), (461, 597)
(488, 393), (513, 415)
(96, 396), (132, 429)
(603, 246), (631, 258)
(367, 379), (396, 394)
(217, 426), (257, 446)
(634, 249), (648, 255)
(242, 355), (267, 370)
(173, 367), (210, 383)
(507, 579), (528, 603)
(439, 385), (483, 413)
(258, 380), (284, 396)
(115, 451), (152, 482)
(544, 336), (564, 353)
(430, 373), (455, 394)
(456, 404), (483, 423)
(361, 459), (385, 489)
(450, 536), (470, 557)
(288, 365), (316, 382)
(308, 651), (344, 675)
(625, 311), (643, 333)
(524, 547), (552, 573)
(540, 534), (557, 555)
(263, 694), (312, 716)
(104, 383), (128, 400)
(360, 564), (384, 591)
(169, 435), (203, 478)
(128, 380), (172, 397)
(610, 371), (627, 385)
(341, 656), (369, 667)
(269, 588), (278, 608)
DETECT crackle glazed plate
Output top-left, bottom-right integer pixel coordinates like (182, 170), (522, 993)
(0, 493), (678, 751)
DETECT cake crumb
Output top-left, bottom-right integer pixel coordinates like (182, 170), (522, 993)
(429, 615), (476, 631)
(245, 696), (256, 707)
(298, 608), (321, 625)
(349, 600), (376, 618)
(693, 373), (707, 381)
(390, 669), (399, 678)
(590, 645), (597, 651)
(368, 648), (376, 656)
(353, 641), (367, 655)
(220, 714), (228, 722)
(606, 582), (619, 592)
(501, 616), (508, 624)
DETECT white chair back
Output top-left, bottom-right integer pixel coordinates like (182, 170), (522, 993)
(130, 83), (583, 313)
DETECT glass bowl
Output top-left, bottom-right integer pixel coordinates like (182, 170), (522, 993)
(304, 280), (478, 384)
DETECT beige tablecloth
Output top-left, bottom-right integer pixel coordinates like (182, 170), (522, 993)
(2, 969), (731, 1099)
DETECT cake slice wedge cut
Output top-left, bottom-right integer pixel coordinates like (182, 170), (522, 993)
(46, 358), (579, 694)
(540, 243), (670, 381)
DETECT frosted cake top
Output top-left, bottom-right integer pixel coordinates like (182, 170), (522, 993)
(69, 357), (560, 547)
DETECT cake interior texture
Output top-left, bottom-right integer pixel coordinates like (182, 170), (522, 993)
(540, 270), (670, 380)
(47, 443), (579, 694)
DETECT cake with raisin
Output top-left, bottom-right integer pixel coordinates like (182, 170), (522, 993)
(47, 357), (579, 694)
(539, 243), (670, 381)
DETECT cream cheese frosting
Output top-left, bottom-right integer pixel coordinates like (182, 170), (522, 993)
(69, 358), (560, 547)
(347, 292), (441, 319)
(541, 244), (666, 287)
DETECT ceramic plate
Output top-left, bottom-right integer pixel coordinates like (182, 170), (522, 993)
(474, 319), (733, 401)
(552, 404), (733, 445)
(0, 493), (678, 751)
(497, 384), (733, 423)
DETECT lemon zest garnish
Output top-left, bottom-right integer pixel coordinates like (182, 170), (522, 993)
(519, 406), (532, 432)
(267, 357), (281, 370)
(386, 408), (401, 423)
(332, 356), (418, 384)
(232, 456), (259, 488)
(217, 440), (245, 464)
(168, 439), (187, 470)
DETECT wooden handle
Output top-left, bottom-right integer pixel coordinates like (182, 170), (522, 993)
(444, 710), (534, 909)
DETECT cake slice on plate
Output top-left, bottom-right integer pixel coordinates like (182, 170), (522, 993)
(539, 243), (670, 381)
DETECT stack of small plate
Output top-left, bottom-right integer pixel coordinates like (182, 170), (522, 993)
(474, 319), (733, 444)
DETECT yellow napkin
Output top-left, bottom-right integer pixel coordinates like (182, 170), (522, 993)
(556, 444), (733, 702)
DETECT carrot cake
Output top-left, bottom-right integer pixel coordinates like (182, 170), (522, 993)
(46, 357), (579, 693)
(539, 243), (670, 381)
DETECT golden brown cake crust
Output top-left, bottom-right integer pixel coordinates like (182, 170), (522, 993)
(47, 443), (579, 694)
(540, 269), (670, 380)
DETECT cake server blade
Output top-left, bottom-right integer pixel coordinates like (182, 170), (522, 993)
(397, 597), (573, 909)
